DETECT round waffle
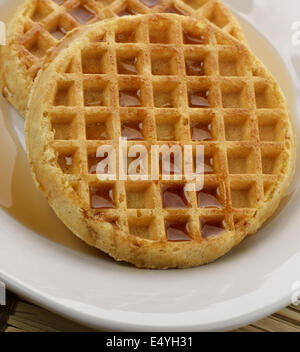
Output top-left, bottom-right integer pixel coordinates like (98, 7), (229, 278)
(25, 14), (295, 269)
(1, 0), (246, 116)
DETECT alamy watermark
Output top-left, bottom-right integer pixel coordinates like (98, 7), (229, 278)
(94, 139), (205, 192)
(0, 281), (5, 305)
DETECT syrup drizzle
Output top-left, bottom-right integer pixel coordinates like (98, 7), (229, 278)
(86, 122), (108, 140)
(162, 185), (190, 208)
(58, 154), (73, 173)
(160, 155), (181, 175)
(197, 189), (223, 208)
(165, 5), (188, 16)
(94, 212), (120, 228)
(122, 121), (144, 140)
(119, 89), (142, 107)
(106, 218), (119, 227)
(165, 220), (191, 241)
(183, 30), (206, 44)
(71, 5), (95, 24)
(195, 155), (215, 174)
(191, 122), (212, 141)
(201, 219), (226, 238)
(94, 34), (105, 42)
(84, 91), (103, 107)
(116, 31), (135, 43)
(118, 7), (137, 17)
(90, 187), (115, 209)
(204, 156), (214, 174)
(139, 0), (160, 8)
(159, 100), (173, 108)
(51, 26), (67, 40)
(88, 154), (108, 174)
(0, 103), (99, 255)
(117, 57), (138, 75)
(186, 59), (205, 76)
(188, 89), (210, 108)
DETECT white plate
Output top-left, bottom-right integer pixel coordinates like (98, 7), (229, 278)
(0, 0), (300, 332)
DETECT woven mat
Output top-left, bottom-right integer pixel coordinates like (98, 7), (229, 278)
(0, 291), (299, 332)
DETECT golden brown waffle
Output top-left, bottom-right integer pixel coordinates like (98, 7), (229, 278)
(25, 14), (295, 269)
(1, 0), (246, 116)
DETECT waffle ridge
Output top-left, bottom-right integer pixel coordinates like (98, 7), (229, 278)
(1, 0), (246, 116)
(25, 14), (295, 268)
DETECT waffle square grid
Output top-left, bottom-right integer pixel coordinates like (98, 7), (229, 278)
(17, 0), (246, 78)
(46, 15), (290, 243)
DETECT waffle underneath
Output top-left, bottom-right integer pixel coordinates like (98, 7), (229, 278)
(1, 0), (246, 116)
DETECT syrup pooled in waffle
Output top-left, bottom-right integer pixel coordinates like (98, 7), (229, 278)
(26, 14), (295, 268)
(1, 0), (245, 115)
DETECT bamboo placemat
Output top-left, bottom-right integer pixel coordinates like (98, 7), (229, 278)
(0, 291), (299, 332)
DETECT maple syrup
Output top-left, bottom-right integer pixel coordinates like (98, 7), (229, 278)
(165, 5), (188, 16)
(195, 154), (215, 174)
(88, 154), (108, 174)
(197, 189), (223, 208)
(117, 57), (138, 75)
(204, 156), (214, 174)
(84, 90), (103, 107)
(58, 154), (73, 174)
(139, 0), (160, 8)
(185, 59), (205, 76)
(121, 121), (144, 140)
(165, 220), (191, 241)
(54, 86), (70, 106)
(188, 89), (210, 108)
(70, 5), (95, 24)
(90, 186), (115, 209)
(183, 30), (206, 45)
(116, 31), (135, 43)
(155, 93), (173, 108)
(86, 122), (108, 140)
(161, 184), (190, 208)
(118, 7), (137, 17)
(51, 26), (67, 40)
(161, 102), (172, 108)
(106, 218), (119, 228)
(160, 154), (181, 175)
(94, 34), (105, 43)
(119, 89), (142, 107)
(191, 122), (212, 141)
(0, 103), (100, 255)
(201, 218), (225, 238)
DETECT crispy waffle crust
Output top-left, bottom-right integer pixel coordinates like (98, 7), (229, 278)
(1, 0), (246, 116)
(25, 14), (295, 269)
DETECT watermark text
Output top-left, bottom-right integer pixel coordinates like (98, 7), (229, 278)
(95, 139), (205, 192)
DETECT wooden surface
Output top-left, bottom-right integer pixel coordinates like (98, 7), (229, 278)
(0, 291), (299, 332)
